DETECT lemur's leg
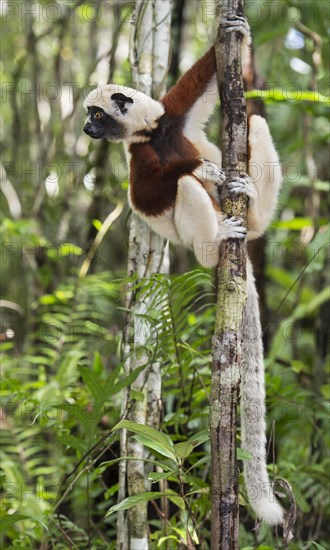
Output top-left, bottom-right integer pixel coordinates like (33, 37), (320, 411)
(226, 115), (282, 239)
(174, 176), (246, 268)
(183, 73), (222, 166)
(184, 16), (251, 202)
(183, 15), (251, 170)
(247, 115), (282, 238)
(138, 208), (181, 244)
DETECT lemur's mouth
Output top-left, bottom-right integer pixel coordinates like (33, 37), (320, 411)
(83, 127), (103, 139)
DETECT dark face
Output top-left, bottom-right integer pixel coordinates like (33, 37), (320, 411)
(83, 106), (126, 141)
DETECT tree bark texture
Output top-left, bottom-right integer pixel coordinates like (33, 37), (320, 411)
(210, 1), (248, 549)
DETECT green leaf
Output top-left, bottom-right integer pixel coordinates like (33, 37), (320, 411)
(291, 360), (306, 374)
(174, 441), (194, 460)
(106, 491), (182, 516)
(56, 403), (100, 434)
(185, 487), (209, 496)
(148, 470), (177, 483)
(172, 430), (210, 461)
(187, 456), (209, 472)
(58, 434), (85, 453)
(267, 266), (296, 288)
(109, 364), (149, 396)
(39, 294), (57, 305)
(79, 364), (149, 412)
(290, 287), (330, 322)
(246, 88), (330, 104)
(157, 536), (180, 547)
(272, 217), (313, 230)
(132, 433), (177, 461)
(0, 514), (30, 533)
(98, 455), (173, 476)
(167, 490), (186, 511)
(188, 429), (210, 447)
(172, 526), (187, 542)
(321, 385), (330, 399)
(102, 363), (122, 395)
(92, 219), (103, 231)
(93, 351), (104, 375)
(311, 543), (327, 550)
(78, 365), (103, 403)
(47, 243), (82, 259)
(270, 287), (330, 361)
(130, 388), (145, 401)
(113, 420), (176, 460)
(237, 448), (253, 460)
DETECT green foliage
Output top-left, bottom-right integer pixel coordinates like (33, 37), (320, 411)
(0, 0), (329, 548)
(246, 89), (330, 104)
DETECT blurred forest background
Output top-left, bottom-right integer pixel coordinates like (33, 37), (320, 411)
(0, 0), (329, 548)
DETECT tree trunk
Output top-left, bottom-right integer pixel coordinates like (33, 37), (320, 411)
(117, 2), (172, 549)
(210, 1), (248, 548)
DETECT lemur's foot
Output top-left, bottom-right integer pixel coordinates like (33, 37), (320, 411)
(221, 15), (250, 38)
(194, 158), (226, 185)
(227, 174), (256, 200)
(217, 216), (247, 240)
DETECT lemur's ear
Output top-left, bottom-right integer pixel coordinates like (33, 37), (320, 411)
(111, 93), (134, 114)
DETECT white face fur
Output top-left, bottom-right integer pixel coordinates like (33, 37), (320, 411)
(84, 84), (165, 143)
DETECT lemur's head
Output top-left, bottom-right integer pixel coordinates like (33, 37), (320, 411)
(83, 85), (165, 144)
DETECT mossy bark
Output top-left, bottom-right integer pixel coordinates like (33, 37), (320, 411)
(210, 1), (248, 548)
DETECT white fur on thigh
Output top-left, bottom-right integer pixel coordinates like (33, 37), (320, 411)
(136, 207), (180, 243)
(247, 115), (282, 239)
(174, 176), (220, 267)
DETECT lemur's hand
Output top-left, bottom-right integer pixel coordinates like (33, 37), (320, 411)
(226, 173), (257, 201)
(193, 158), (226, 185)
(217, 216), (247, 240)
(220, 14), (251, 41)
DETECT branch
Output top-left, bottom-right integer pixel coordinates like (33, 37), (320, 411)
(210, 1), (248, 548)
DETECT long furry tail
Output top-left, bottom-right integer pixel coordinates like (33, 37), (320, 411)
(241, 260), (284, 525)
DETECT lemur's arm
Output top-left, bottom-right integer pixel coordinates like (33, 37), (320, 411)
(129, 144), (202, 216)
(161, 48), (216, 117)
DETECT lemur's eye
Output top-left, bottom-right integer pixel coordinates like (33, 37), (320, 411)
(95, 111), (102, 119)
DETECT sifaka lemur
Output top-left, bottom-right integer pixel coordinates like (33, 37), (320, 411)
(83, 18), (283, 525)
